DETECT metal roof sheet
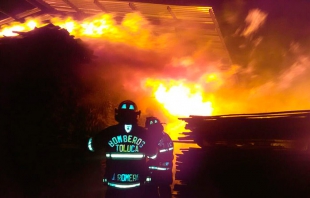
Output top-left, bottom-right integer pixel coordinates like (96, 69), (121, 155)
(0, 0), (231, 66)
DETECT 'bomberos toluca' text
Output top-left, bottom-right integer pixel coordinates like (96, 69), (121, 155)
(108, 135), (145, 152)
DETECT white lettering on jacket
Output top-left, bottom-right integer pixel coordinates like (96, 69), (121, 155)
(108, 135), (145, 152)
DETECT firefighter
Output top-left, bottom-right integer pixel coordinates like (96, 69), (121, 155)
(145, 116), (174, 198)
(88, 100), (158, 197)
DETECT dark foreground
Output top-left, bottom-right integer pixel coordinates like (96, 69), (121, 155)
(174, 144), (310, 198)
(2, 142), (310, 198)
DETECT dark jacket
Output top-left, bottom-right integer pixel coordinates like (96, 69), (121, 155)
(148, 131), (174, 170)
(147, 127), (174, 185)
(90, 123), (157, 189)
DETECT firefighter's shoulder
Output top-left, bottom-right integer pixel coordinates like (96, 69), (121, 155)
(135, 125), (147, 131)
(162, 131), (172, 141)
(94, 126), (110, 137)
(93, 125), (118, 144)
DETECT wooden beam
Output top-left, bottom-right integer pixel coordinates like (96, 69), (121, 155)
(29, 0), (58, 13)
(0, 9), (24, 23)
(62, 0), (85, 15)
(167, 6), (177, 20)
(93, 0), (108, 13)
(128, 2), (136, 11)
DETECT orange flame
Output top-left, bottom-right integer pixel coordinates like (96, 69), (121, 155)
(1, 13), (219, 140)
(0, 18), (43, 37)
(144, 79), (214, 140)
(150, 81), (213, 117)
(2, 9), (310, 142)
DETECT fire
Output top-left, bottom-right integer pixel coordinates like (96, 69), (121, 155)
(155, 84), (213, 117)
(143, 78), (214, 140)
(143, 79), (213, 140)
(1, 13), (217, 140)
(51, 15), (116, 37)
(0, 18), (43, 37)
(1, 14), (158, 49)
(0, 14), (215, 118)
(145, 79), (213, 117)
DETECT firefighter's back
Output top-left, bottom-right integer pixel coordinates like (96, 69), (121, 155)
(89, 100), (157, 198)
(103, 124), (151, 189)
(145, 117), (174, 198)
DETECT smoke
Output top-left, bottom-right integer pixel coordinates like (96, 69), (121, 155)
(215, 0), (310, 114)
(241, 9), (268, 38)
(3, 1), (309, 126)
(68, 12), (230, 124)
(75, 3), (310, 121)
(2, 1), (310, 140)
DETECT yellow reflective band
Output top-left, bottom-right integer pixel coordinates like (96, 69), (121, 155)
(107, 153), (145, 159)
(111, 153), (144, 158)
(159, 147), (174, 153)
(149, 166), (170, 171)
(108, 182), (140, 188)
(148, 154), (157, 159)
(88, 138), (94, 152)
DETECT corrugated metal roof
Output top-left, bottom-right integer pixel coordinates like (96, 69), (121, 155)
(0, 0), (231, 66)
(0, 7), (42, 25)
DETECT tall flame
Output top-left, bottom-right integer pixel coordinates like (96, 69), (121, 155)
(144, 79), (214, 140)
(146, 79), (213, 117)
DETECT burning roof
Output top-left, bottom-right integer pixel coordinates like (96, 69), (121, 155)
(0, 1), (237, 141)
(0, 0), (231, 66)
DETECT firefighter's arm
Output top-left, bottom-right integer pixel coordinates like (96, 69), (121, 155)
(147, 147), (159, 161)
(87, 129), (109, 152)
(87, 136), (95, 152)
(145, 138), (159, 160)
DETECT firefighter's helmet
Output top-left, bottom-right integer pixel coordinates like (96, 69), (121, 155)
(145, 116), (164, 132)
(115, 100), (141, 123)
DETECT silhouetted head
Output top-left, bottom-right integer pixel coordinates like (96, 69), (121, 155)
(145, 116), (164, 132)
(115, 100), (141, 124)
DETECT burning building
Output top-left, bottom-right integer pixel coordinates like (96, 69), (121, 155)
(2, 0), (310, 197)
(0, 0), (234, 141)
(2, 0), (310, 137)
